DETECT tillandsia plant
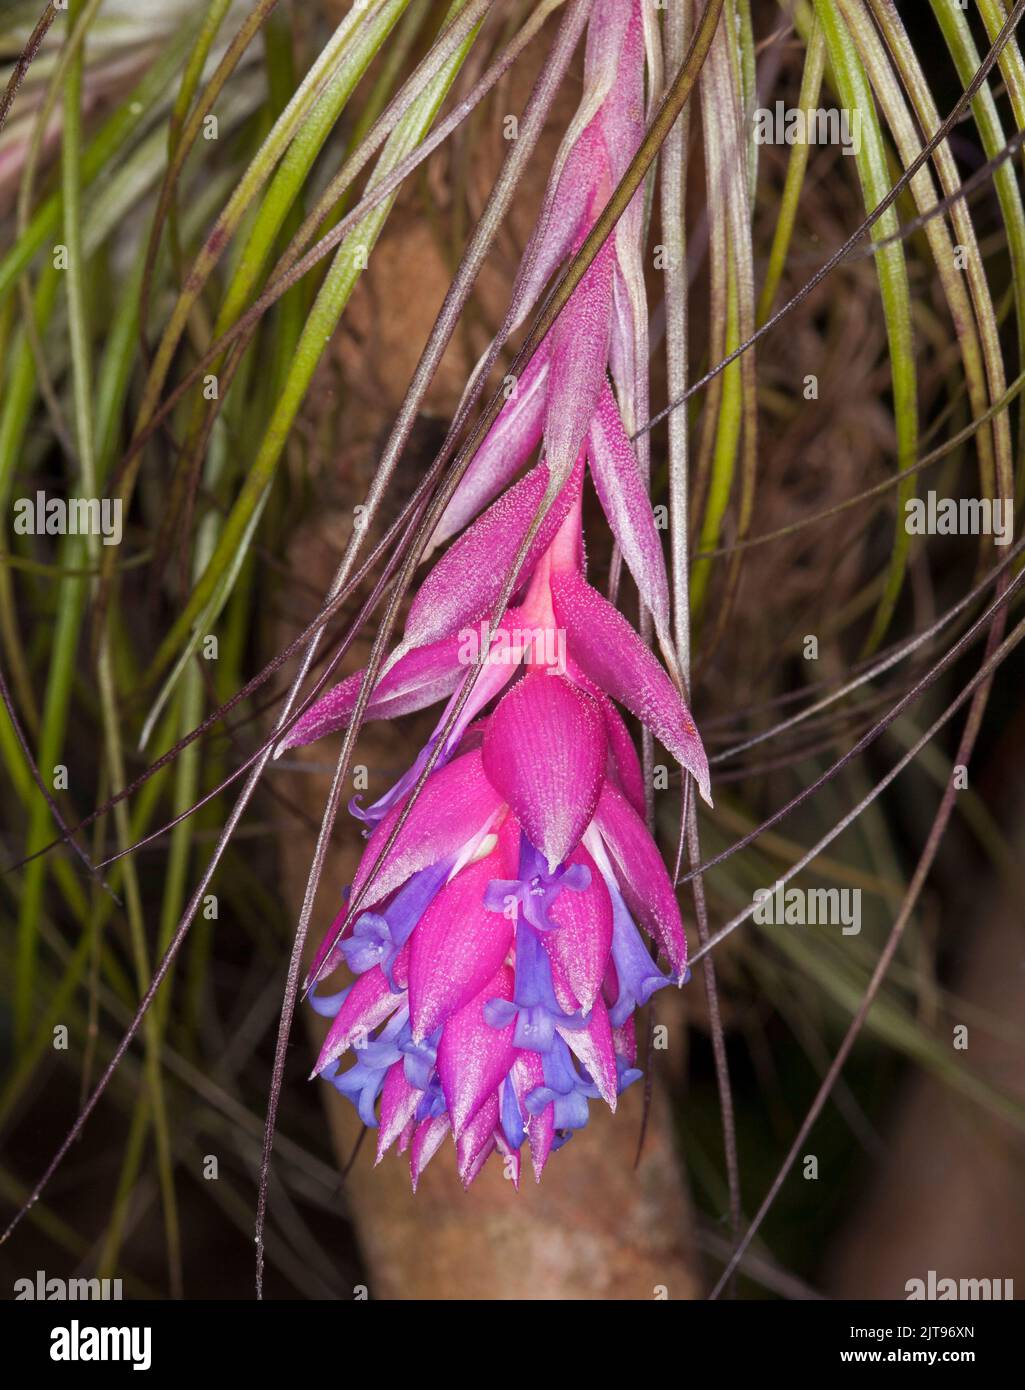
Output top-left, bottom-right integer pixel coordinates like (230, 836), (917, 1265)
(275, 0), (711, 1187)
(4, 0), (1025, 1310)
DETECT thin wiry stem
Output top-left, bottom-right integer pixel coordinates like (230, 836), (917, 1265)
(680, 538), (1025, 890)
(707, 607), (1017, 1297)
(690, 590), (1025, 973)
(0, 654), (115, 901)
(847, 124), (1025, 259)
(697, 362), (1025, 560)
(0, 1), (56, 138)
(710, 536), (1025, 767)
(687, 796), (742, 1290)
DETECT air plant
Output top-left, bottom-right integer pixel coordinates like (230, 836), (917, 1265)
(267, 0), (716, 1186)
(285, 471), (709, 1185)
(3, 0), (1025, 1305)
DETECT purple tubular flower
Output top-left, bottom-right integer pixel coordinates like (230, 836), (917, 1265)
(483, 834), (590, 934)
(593, 781), (689, 977)
(348, 736), (441, 828)
(312, 963), (405, 1078)
(340, 856), (452, 986)
(401, 1027), (441, 1093)
(587, 825), (674, 1022)
(524, 1034), (596, 1138)
(483, 910), (584, 1055)
(500, 1073), (526, 1151)
(327, 1007), (409, 1127)
(297, 0), (713, 1189)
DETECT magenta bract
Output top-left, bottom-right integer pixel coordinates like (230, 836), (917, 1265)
(297, 0), (712, 1189)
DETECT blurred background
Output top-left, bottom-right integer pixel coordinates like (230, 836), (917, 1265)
(1, 0), (1024, 1299)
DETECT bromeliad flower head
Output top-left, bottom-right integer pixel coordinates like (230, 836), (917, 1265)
(282, 0), (712, 1188)
(286, 479), (709, 1188)
(304, 730), (690, 1189)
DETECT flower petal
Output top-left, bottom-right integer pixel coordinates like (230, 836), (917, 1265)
(351, 749), (503, 911)
(552, 568), (710, 802)
(437, 964), (517, 1139)
(592, 781), (688, 975)
(482, 672), (606, 872)
(430, 347), (550, 550)
(559, 993), (617, 1109)
(375, 1060), (421, 1164)
(276, 635), (463, 754)
(587, 380), (670, 641)
(543, 843), (613, 1013)
(408, 834), (517, 1044)
(404, 458), (581, 650)
(312, 965), (404, 1078)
